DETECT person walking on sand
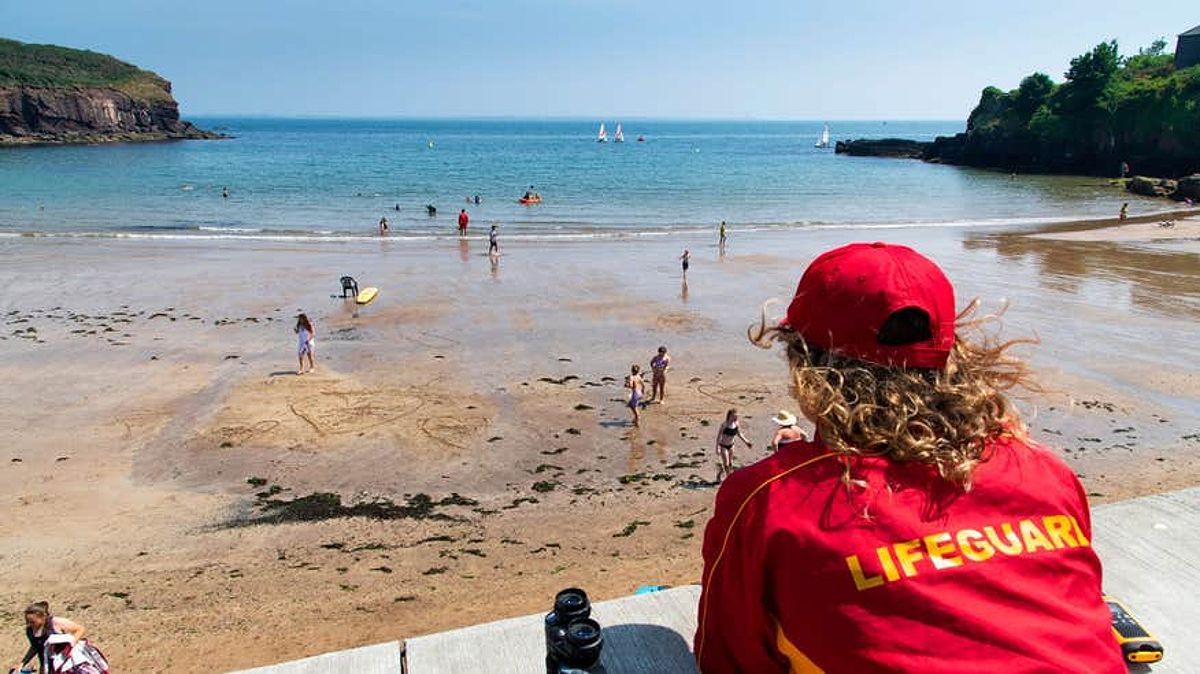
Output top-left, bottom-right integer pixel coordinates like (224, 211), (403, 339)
(648, 346), (671, 403)
(767, 410), (805, 451)
(714, 408), (752, 483)
(625, 364), (645, 426)
(719, 221), (727, 249)
(15, 602), (87, 674)
(295, 313), (315, 375)
(379, 216), (390, 235)
(695, 242), (1126, 673)
(680, 249), (691, 275)
(458, 209), (470, 237)
(489, 224), (499, 255)
(1119, 202), (1129, 221)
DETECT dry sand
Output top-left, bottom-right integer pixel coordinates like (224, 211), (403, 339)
(0, 222), (1197, 671)
(1031, 213), (1200, 252)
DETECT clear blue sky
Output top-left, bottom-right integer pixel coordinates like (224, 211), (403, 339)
(4, 0), (1194, 119)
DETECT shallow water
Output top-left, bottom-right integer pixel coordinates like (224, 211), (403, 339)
(0, 119), (1158, 239)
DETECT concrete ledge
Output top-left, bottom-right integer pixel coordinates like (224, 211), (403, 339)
(404, 585), (700, 673)
(1092, 486), (1200, 673)
(227, 640), (402, 674)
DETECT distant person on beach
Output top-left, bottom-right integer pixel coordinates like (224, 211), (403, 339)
(222, 186), (229, 199)
(625, 364), (645, 426)
(767, 410), (805, 451)
(458, 209), (470, 237)
(488, 224), (499, 255)
(695, 242), (1124, 673)
(295, 313), (315, 375)
(1119, 202), (1129, 221)
(395, 203), (400, 211)
(15, 601), (87, 674)
(680, 249), (691, 274)
(648, 346), (671, 403)
(714, 409), (752, 483)
(378, 216), (389, 235)
(426, 204), (437, 217)
(474, 194), (482, 205)
(719, 221), (727, 248)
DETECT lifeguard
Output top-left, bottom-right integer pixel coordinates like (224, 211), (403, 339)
(695, 242), (1124, 674)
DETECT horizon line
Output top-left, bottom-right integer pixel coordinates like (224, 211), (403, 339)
(184, 113), (965, 123)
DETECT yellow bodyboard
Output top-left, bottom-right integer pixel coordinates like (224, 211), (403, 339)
(355, 287), (379, 305)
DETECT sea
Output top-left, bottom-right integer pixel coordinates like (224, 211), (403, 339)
(0, 119), (1146, 241)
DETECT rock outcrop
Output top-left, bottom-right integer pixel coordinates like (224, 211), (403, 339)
(1174, 174), (1200, 201)
(834, 138), (930, 159)
(0, 86), (219, 144)
(1126, 175), (1177, 197)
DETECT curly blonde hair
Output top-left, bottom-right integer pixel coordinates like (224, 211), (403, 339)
(750, 300), (1037, 489)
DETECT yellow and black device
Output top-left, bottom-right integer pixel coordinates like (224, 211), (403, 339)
(1104, 596), (1164, 664)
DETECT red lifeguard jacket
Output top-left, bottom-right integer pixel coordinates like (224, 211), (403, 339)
(695, 434), (1125, 674)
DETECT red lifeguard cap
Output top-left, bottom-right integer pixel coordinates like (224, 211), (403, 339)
(783, 242), (956, 369)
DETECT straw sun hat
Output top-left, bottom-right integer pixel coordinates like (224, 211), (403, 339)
(771, 410), (798, 427)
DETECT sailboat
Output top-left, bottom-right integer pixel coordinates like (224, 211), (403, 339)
(614, 123), (625, 143)
(597, 122), (608, 143)
(815, 123), (830, 148)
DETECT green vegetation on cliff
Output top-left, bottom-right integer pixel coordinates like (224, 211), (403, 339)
(0, 38), (172, 103)
(939, 39), (1200, 176)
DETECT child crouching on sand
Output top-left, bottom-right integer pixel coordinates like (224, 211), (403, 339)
(695, 242), (1124, 673)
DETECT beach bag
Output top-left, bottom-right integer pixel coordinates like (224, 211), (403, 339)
(43, 634), (110, 674)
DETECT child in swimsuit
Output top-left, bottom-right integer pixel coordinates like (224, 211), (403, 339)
(295, 313), (315, 375)
(625, 364), (645, 427)
(680, 249), (691, 273)
(715, 408), (752, 482)
(649, 346), (671, 403)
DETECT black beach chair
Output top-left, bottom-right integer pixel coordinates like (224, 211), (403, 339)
(340, 276), (359, 298)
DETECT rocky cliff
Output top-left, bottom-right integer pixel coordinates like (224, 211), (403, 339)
(0, 86), (219, 144)
(837, 40), (1200, 179)
(0, 38), (219, 145)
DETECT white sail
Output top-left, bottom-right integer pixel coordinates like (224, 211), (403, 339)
(816, 123), (830, 148)
(597, 122), (607, 143)
(614, 123), (625, 143)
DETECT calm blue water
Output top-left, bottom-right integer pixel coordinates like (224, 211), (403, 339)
(0, 119), (1146, 240)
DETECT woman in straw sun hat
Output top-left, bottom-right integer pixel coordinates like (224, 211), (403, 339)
(767, 410), (806, 451)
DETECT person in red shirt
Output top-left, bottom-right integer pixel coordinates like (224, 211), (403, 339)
(458, 209), (470, 237)
(695, 242), (1124, 674)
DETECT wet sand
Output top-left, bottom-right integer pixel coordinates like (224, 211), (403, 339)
(1, 222), (1197, 671)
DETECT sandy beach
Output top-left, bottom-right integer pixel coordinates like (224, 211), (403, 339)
(1, 218), (1198, 671)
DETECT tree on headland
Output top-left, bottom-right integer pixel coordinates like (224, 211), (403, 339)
(1014, 73), (1054, 119)
(946, 38), (1200, 176)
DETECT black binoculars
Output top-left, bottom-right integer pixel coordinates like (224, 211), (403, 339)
(544, 587), (605, 673)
